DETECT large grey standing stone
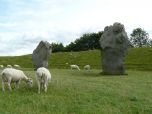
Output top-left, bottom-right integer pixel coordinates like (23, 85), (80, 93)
(100, 22), (129, 75)
(32, 41), (52, 70)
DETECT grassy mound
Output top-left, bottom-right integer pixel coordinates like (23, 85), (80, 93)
(0, 48), (152, 70)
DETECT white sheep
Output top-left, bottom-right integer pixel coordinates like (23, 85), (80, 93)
(14, 64), (21, 69)
(0, 65), (4, 68)
(1, 68), (33, 92)
(7, 65), (12, 68)
(36, 67), (51, 94)
(70, 65), (80, 70)
(84, 65), (91, 70)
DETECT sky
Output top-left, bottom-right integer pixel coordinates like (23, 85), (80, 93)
(0, 0), (152, 56)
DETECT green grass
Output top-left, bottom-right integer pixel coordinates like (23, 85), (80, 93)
(0, 69), (152, 114)
(49, 50), (101, 69)
(125, 47), (152, 70)
(0, 48), (152, 70)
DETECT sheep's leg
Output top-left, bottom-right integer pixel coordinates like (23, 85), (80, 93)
(44, 77), (48, 92)
(46, 81), (49, 86)
(44, 84), (47, 93)
(16, 80), (20, 89)
(7, 82), (12, 92)
(2, 81), (5, 92)
(37, 81), (41, 94)
(6, 78), (12, 91)
(41, 83), (44, 89)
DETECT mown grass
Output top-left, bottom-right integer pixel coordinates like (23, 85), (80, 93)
(0, 48), (152, 70)
(0, 69), (152, 114)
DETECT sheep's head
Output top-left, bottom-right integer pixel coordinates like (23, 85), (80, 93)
(26, 78), (33, 88)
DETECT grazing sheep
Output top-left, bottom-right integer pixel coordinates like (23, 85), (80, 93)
(0, 65), (4, 68)
(7, 65), (12, 68)
(70, 65), (80, 70)
(1, 68), (33, 92)
(36, 67), (51, 94)
(84, 65), (91, 70)
(14, 64), (21, 69)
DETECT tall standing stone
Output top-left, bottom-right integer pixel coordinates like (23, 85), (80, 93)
(32, 41), (52, 70)
(100, 22), (129, 75)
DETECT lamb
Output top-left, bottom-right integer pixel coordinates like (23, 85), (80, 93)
(36, 67), (51, 94)
(7, 65), (12, 68)
(14, 64), (21, 69)
(84, 65), (91, 70)
(0, 65), (4, 68)
(70, 65), (80, 70)
(1, 68), (33, 92)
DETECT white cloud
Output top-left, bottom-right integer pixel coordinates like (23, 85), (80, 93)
(0, 0), (152, 56)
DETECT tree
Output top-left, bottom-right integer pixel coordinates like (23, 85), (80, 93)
(64, 42), (76, 52)
(51, 43), (64, 53)
(130, 28), (149, 47)
(65, 31), (103, 51)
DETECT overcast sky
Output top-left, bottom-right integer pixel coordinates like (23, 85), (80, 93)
(0, 0), (152, 56)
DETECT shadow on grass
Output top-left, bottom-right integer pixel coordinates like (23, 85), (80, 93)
(99, 72), (128, 77)
(69, 70), (128, 78)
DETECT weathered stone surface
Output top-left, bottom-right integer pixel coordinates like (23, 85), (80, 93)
(32, 41), (52, 70)
(100, 22), (129, 75)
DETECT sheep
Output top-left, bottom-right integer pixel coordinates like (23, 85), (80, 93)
(1, 68), (33, 92)
(14, 64), (21, 69)
(36, 67), (51, 94)
(7, 65), (12, 68)
(84, 65), (91, 70)
(70, 65), (80, 70)
(0, 65), (4, 68)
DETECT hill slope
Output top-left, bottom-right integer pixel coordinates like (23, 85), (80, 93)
(0, 48), (152, 70)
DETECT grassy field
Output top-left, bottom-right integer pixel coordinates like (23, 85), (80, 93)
(0, 48), (152, 113)
(0, 48), (152, 70)
(0, 69), (152, 114)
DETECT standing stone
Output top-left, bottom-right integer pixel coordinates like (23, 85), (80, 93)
(100, 22), (129, 75)
(32, 41), (52, 70)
